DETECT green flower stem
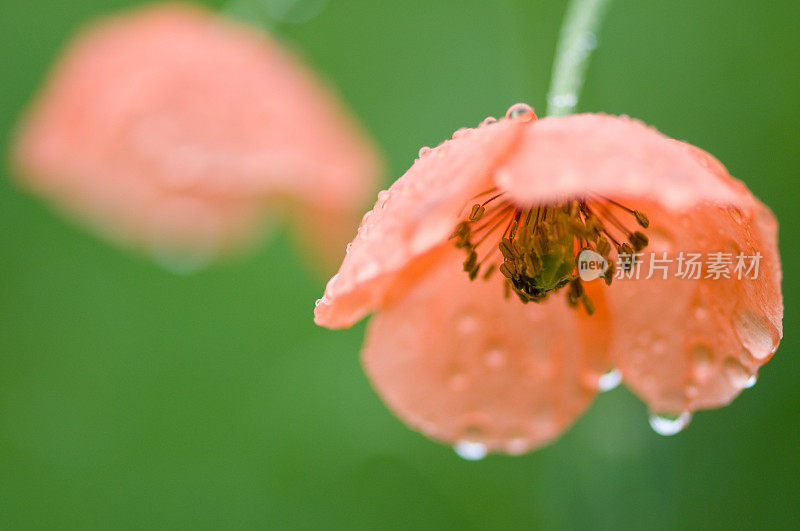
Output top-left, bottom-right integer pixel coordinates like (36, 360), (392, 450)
(546, 0), (613, 117)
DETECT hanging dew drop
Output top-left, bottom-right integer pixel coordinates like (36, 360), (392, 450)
(598, 368), (622, 391)
(453, 440), (487, 461)
(723, 357), (756, 389)
(648, 411), (692, 436)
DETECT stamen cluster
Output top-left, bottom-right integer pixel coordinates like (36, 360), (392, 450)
(451, 190), (650, 314)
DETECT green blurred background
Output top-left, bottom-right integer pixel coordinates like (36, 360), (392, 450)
(1, 0), (798, 528)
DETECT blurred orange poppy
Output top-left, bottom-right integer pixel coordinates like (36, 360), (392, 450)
(13, 3), (381, 270)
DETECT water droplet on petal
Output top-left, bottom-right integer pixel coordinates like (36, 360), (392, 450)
(452, 127), (470, 139)
(418, 146), (431, 158)
(479, 116), (497, 127)
(354, 260), (379, 283)
(323, 273), (339, 299)
(598, 368), (622, 391)
(505, 103), (535, 120)
(504, 437), (529, 455)
(727, 207), (744, 224)
(732, 308), (780, 360)
(691, 344), (713, 381)
(692, 300), (709, 320)
(454, 440), (487, 461)
(686, 384), (699, 399)
(652, 335), (667, 354)
(647, 229), (674, 252)
(636, 330), (652, 347)
(484, 348), (506, 369)
(456, 311), (479, 335)
(744, 375), (758, 388)
(418, 420), (437, 436)
(723, 357), (755, 388)
(449, 371), (469, 391)
(725, 240), (741, 256)
(648, 411), (692, 436)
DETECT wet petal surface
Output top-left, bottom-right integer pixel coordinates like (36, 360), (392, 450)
(362, 246), (611, 454)
(316, 117), (525, 328)
(605, 197), (782, 413)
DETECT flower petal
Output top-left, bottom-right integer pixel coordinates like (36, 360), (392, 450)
(315, 118), (526, 328)
(362, 246), (610, 454)
(495, 114), (742, 210)
(603, 193), (782, 413)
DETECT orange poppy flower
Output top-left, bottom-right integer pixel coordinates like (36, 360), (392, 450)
(12, 3), (380, 270)
(315, 105), (783, 456)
